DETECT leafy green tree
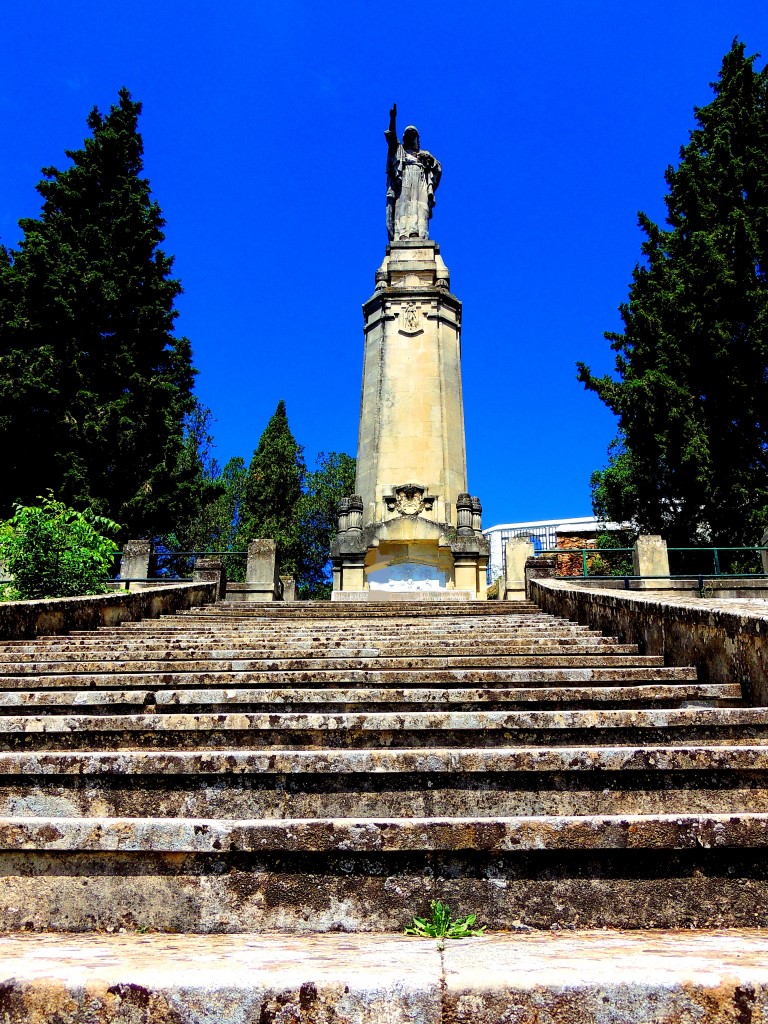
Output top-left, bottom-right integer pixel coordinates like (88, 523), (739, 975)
(0, 495), (120, 600)
(297, 451), (356, 598)
(0, 88), (195, 536)
(578, 41), (768, 545)
(237, 401), (306, 575)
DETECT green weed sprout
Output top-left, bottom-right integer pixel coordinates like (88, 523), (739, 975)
(404, 900), (485, 939)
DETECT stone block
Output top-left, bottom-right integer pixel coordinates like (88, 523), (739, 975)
(119, 539), (151, 591)
(236, 539), (281, 602)
(632, 535), (674, 589)
(504, 538), (534, 601)
(192, 557), (225, 601)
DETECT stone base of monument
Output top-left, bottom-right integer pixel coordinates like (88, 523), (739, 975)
(331, 589), (473, 602)
(331, 501), (489, 599)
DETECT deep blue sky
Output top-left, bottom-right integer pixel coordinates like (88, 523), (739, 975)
(1, 2), (766, 528)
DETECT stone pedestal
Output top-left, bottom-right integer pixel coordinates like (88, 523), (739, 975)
(244, 540), (282, 602)
(192, 557), (226, 601)
(633, 535), (674, 589)
(503, 538), (535, 601)
(225, 540), (286, 602)
(331, 241), (488, 598)
(119, 540), (152, 591)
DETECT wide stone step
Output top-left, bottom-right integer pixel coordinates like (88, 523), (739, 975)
(0, 813), (767, 933)
(4, 812), (768, 851)
(198, 603), (545, 617)
(2, 744), (765, 774)
(0, 682), (735, 713)
(0, 654), (669, 676)
(0, 639), (640, 659)
(0, 667), (699, 692)
(0, 841), (765, 932)
(0, 707), (764, 750)
(113, 611), (582, 623)
(0, 930), (764, 1024)
(2, 750), (764, 817)
(70, 625), (602, 641)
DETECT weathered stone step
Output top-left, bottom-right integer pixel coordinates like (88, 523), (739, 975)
(0, 707), (765, 751)
(0, 654), (668, 675)
(197, 602), (545, 616)
(0, 667), (698, 692)
(1, 842), (765, 931)
(3, 759), (763, 817)
(0, 682), (736, 712)
(113, 610), (579, 623)
(0, 639), (639, 658)
(70, 625), (602, 641)
(3, 812), (767, 851)
(0, 930), (764, 1024)
(2, 744), (766, 774)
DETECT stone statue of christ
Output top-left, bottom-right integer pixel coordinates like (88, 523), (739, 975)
(385, 103), (442, 242)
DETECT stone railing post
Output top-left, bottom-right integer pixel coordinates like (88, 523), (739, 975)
(242, 539), (282, 602)
(632, 535), (672, 589)
(119, 539), (152, 591)
(192, 556), (226, 601)
(503, 537), (535, 601)
(280, 576), (297, 601)
(761, 529), (768, 576)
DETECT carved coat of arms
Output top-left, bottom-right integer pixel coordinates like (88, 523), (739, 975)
(384, 484), (436, 517)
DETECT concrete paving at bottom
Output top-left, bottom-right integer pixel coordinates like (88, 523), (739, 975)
(0, 930), (766, 1023)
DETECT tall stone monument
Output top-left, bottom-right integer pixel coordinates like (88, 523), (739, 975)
(331, 105), (488, 597)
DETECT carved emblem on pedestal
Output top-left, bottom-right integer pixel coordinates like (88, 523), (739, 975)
(399, 303), (422, 335)
(384, 483), (436, 517)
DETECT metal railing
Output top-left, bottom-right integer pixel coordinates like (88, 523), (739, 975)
(538, 546), (768, 580)
(539, 548), (634, 578)
(148, 550), (247, 581)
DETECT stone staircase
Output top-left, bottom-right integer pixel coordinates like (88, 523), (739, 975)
(0, 597), (764, 934)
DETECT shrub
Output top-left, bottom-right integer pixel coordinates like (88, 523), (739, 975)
(0, 495), (121, 599)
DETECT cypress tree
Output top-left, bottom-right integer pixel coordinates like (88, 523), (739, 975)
(0, 88), (195, 535)
(578, 41), (768, 545)
(238, 401), (306, 575)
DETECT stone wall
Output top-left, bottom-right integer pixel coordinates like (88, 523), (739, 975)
(531, 577), (768, 706)
(0, 583), (217, 641)
(554, 535), (597, 577)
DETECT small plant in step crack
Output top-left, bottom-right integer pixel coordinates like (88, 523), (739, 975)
(404, 900), (486, 940)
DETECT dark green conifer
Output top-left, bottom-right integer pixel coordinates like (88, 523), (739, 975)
(0, 88), (195, 535)
(238, 401), (306, 575)
(578, 41), (768, 544)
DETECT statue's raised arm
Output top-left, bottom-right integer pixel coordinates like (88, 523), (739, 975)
(385, 103), (398, 148)
(384, 106), (441, 242)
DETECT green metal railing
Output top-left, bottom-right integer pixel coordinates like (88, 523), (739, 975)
(538, 546), (768, 580)
(539, 548), (634, 578)
(148, 550), (247, 581)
